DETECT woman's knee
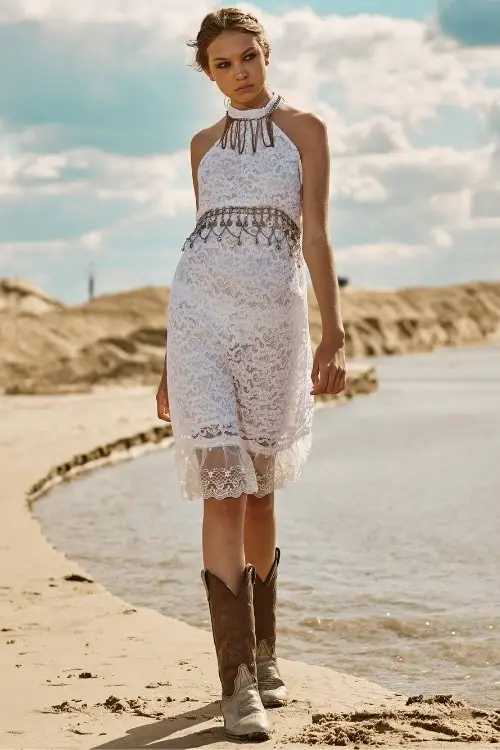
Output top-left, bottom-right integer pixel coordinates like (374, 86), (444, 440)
(204, 495), (246, 527)
(246, 492), (274, 518)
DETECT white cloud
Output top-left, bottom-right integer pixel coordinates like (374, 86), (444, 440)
(430, 227), (454, 248)
(0, 0), (210, 30)
(0, 146), (194, 216)
(318, 104), (409, 156)
(265, 10), (420, 65)
(80, 230), (103, 253)
(472, 188), (500, 219)
(428, 190), (472, 227)
(335, 173), (388, 204)
(332, 146), (489, 221)
(346, 116), (410, 155)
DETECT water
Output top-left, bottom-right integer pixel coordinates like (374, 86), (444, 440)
(34, 345), (500, 708)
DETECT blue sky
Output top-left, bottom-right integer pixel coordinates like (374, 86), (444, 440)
(1, 0), (500, 302)
(263, 0), (436, 19)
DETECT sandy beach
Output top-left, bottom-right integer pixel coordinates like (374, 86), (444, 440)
(1, 382), (499, 748)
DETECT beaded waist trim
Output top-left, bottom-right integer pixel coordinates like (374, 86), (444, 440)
(183, 206), (301, 258)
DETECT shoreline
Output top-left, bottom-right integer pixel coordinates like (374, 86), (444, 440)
(1, 366), (498, 748)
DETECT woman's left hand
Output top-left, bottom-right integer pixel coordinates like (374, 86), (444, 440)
(310, 336), (346, 396)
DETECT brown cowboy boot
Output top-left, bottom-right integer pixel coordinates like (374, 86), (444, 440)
(202, 564), (270, 741)
(253, 548), (288, 707)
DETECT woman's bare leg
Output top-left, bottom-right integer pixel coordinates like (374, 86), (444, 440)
(202, 492), (270, 738)
(202, 495), (247, 594)
(244, 492), (276, 580)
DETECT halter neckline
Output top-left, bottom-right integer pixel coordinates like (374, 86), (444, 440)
(227, 91), (280, 120)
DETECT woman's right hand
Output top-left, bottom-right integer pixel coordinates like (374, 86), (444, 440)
(156, 371), (171, 422)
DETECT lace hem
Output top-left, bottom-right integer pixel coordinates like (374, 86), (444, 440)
(182, 205), (301, 264)
(172, 432), (312, 501)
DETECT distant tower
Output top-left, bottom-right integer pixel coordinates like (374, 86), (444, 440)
(88, 262), (96, 301)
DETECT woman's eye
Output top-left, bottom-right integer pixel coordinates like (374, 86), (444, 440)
(217, 53), (256, 68)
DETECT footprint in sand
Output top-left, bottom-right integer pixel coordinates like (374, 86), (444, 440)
(289, 695), (500, 746)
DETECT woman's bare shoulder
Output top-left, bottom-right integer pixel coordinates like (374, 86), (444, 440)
(274, 100), (327, 156)
(190, 118), (226, 163)
(279, 99), (324, 122)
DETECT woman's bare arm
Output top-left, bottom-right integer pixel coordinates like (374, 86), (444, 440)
(299, 114), (344, 344)
(298, 113), (346, 395)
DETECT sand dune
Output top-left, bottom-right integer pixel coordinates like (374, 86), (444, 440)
(312, 282), (500, 357)
(1, 278), (499, 395)
(0, 277), (65, 316)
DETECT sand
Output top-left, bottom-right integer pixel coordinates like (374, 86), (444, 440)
(1, 385), (499, 748)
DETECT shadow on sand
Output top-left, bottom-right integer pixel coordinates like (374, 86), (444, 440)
(89, 699), (238, 749)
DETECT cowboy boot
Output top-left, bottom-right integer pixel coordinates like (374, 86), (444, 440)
(202, 564), (270, 741)
(254, 548), (288, 707)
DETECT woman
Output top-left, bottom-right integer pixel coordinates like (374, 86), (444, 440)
(156, 7), (346, 742)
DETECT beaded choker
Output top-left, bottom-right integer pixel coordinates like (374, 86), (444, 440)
(219, 92), (282, 155)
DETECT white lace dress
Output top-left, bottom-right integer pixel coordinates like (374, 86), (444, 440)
(166, 92), (314, 501)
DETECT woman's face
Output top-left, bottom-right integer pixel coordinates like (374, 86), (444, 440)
(205, 30), (268, 100)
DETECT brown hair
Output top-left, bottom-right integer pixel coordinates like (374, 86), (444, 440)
(187, 7), (270, 72)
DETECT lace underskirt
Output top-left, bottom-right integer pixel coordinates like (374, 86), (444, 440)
(173, 432), (312, 501)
